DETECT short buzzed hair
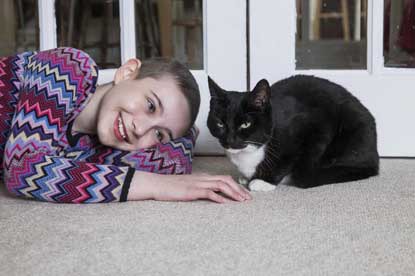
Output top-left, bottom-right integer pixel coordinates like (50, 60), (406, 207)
(136, 58), (200, 131)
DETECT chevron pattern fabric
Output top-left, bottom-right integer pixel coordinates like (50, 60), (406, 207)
(63, 126), (196, 174)
(0, 52), (32, 179)
(0, 48), (196, 203)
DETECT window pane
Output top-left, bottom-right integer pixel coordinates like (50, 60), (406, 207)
(135, 0), (203, 70)
(56, 0), (121, 68)
(296, 0), (367, 69)
(0, 0), (39, 56)
(384, 0), (415, 68)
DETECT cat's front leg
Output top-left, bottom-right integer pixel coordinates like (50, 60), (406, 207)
(248, 160), (294, 191)
(248, 167), (279, 192)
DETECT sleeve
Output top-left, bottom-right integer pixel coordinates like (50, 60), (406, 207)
(0, 51), (34, 94)
(3, 48), (133, 203)
(77, 126), (198, 175)
(4, 151), (134, 203)
(0, 51), (35, 178)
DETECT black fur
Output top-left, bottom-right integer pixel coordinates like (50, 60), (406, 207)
(207, 75), (379, 188)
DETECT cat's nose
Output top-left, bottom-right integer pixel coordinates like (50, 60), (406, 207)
(226, 136), (237, 147)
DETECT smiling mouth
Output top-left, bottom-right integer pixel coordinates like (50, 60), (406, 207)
(114, 113), (129, 143)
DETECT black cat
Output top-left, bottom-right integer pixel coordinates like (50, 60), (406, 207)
(207, 75), (379, 191)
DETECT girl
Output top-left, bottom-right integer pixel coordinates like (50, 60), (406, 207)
(0, 47), (251, 203)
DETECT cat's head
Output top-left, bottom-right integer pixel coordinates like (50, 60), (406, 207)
(207, 77), (273, 151)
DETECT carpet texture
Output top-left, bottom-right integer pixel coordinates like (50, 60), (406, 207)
(1, 157), (414, 276)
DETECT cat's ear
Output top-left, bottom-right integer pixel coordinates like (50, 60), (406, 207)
(208, 76), (225, 98)
(250, 79), (271, 109)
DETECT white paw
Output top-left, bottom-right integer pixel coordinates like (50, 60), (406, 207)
(238, 176), (248, 186)
(248, 179), (276, 191)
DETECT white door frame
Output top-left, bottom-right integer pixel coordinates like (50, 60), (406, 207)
(37, 0), (247, 154)
(250, 0), (415, 157)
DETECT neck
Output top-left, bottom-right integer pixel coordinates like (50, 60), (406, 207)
(72, 82), (113, 134)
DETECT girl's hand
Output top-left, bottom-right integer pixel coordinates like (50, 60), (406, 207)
(128, 171), (252, 203)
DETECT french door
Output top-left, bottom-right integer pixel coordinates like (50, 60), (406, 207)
(250, 0), (415, 157)
(12, 1), (409, 156)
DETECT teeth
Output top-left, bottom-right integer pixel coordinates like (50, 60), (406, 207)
(118, 116), (126, 140)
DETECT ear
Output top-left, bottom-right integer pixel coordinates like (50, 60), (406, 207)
(114, 58), (142, 84)
(250, 79), (271, 109)
(208, 76), (225, 98)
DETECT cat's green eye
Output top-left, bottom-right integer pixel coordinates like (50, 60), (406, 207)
(217, 122), (224, 128)
(240, 122), (251, 129)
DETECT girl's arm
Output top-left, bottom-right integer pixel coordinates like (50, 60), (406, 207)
(128, 171), (252, 203)
(4, 139), (251, 203)
(78, 126), (198, 175)
(4, 152), (134, 203)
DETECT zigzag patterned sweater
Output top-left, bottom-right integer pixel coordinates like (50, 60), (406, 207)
(0, 48), (196, 203)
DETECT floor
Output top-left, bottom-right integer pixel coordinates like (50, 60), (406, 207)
(0, 157), (414, 275)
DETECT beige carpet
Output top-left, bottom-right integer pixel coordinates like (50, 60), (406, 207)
(1, 157), (414, 276)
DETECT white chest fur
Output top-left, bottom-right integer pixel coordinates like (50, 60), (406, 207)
(225, 145), (266, 179)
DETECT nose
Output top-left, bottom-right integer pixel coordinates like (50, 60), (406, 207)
(226, 135), (235, 146)
(226, 134), (244, 149)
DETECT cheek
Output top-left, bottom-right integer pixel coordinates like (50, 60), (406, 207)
(128, 99), (143, 113)
(101, 110), (116, 131)
(209, 126), (226, 138)
(135, 131), (158, 149)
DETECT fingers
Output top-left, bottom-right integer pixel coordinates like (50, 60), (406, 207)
(201, 189), (232, 204)
(199, 180), (250, 202)
(184, 187), (231, 204)
(171, 173), (254, 204)
(200, 175), (252, 200)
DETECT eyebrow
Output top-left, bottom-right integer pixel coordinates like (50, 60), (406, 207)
(151, 90), (174, 141)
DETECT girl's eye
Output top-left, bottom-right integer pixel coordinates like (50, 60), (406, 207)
(240, 121), (251, 129)
(147, 98), (156, 113)
(155, 129), (164, 142)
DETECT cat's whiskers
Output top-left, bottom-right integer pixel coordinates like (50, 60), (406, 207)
(244, 140), (263, 146)
(266, 151), (280, 160)
(262, 157), (273, 171)
(264, 134), (282, 148)
(264, 133), (279, 142)
(267, 147), (280, 158)
(244, 139), (280, 161)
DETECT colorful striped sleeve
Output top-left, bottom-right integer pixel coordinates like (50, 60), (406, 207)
(0, 51), (33, 179)
(67, 126), (198, 175)
(4, 152), (134, 203)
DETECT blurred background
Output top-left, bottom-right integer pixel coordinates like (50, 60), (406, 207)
(0, 0), (203, 69)
(295, 0), (415, 69)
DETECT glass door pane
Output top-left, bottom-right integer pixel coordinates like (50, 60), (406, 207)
(0, 0), (39, 56)
(135, 0), (203, 70)
(384, 0), (415, 68)
(56, 0), (121, 68)
(296, 0), (367, 69)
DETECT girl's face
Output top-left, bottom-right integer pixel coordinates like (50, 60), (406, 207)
(96, 74), (191, 151)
